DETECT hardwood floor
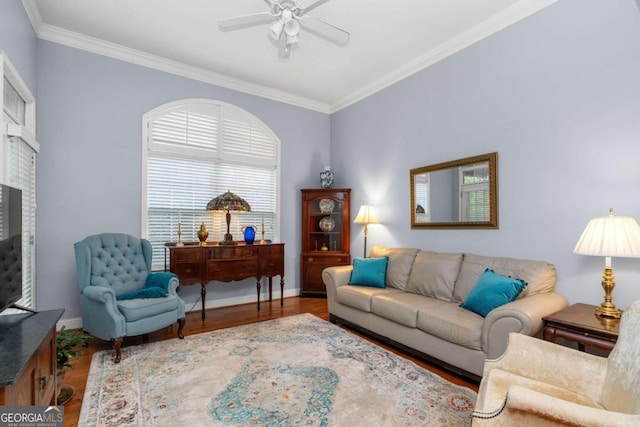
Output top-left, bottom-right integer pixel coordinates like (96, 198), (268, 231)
(61, 297), (479, 426)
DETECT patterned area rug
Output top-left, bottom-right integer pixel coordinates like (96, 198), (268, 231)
(79, 314), (476, 426)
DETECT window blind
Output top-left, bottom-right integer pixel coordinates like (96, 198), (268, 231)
(145, 101), (278, 269)
(8, 136), (36, 309)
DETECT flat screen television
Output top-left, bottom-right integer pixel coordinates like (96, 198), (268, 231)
(0, 184), (22, 314)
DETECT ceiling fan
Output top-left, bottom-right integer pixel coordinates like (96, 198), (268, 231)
(219, 0), (350, 59)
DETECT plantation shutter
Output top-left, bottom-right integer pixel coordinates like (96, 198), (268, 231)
(146, 101), (278, 269)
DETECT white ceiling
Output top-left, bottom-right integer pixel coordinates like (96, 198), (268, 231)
(23, 0), (557, 113)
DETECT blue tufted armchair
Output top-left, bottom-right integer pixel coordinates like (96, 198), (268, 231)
(74, 233), (185, 363)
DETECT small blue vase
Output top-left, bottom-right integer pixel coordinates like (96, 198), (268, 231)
(243, 226), (256, 244)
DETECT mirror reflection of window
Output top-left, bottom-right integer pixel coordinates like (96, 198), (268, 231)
(414, 174), (430, 222)
(459, 163), (490, 221)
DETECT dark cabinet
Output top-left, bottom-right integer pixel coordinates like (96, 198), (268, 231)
(300, 188), (351, 297)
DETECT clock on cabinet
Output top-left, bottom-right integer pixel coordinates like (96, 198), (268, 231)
(300, 188), (351, 297)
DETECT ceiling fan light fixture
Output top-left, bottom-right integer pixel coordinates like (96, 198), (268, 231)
(269, 19), (284, 40)
(284, 18), (300, 37)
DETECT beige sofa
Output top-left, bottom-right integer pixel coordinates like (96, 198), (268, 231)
(322, 246), (569, 379)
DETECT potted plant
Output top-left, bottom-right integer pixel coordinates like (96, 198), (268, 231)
(56, 326), (91, 405)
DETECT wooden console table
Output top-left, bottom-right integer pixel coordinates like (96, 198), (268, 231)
(542, 303), (619, 352)
(0, 309), (64, 405)
(165, 242), (285, 319)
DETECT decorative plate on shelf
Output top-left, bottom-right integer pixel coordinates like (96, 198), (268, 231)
(319, 216), (335, 232)
(319, 198), (335, 213)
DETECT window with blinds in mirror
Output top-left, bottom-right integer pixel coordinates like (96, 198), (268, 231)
(143, 100), (279, 269)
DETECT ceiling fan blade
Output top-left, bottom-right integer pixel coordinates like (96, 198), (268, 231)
(299, 16), (350, 46)
(297, 0), (332, 15)
(218, 12), (274, 31)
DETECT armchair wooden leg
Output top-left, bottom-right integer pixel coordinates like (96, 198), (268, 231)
(112, 337), (123, 363)
(177, 318), (185, 339)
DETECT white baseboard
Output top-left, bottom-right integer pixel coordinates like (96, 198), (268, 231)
(56, 288), (301, 331)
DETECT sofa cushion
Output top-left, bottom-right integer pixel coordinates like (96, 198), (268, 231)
(406, 251), (462, 301)
(371, 293), (441, 328)
(416, 301), (483, 350)
(460, 269), (527, 317)
(369, 246), (419, 290)
(336, 286), (401, 312)
(453, 253), (556, 303)
(349, 257), (388, 288)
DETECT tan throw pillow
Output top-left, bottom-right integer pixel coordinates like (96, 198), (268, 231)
(406, 251), (463, 301)
(369, 246), (419, 291)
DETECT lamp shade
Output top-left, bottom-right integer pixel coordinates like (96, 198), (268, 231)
(353, 205), (379, 225)
(206, 191), (251, 213)
(573, 209), (640, 258)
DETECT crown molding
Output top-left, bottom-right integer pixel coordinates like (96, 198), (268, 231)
(21, 0), (43, 36)
(21, 2), (330, 114)
(22, 0), (557, 116)
(329, 0), (559, 113)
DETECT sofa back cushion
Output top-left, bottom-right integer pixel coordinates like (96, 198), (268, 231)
(406, 251), (463, 301)
(369, 246), (419, 290)
(453, 253), (556, 303)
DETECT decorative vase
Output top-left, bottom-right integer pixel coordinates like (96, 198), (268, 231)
(320, 166), (334, 189)
(242, 226), (256, 244)
(197, 222), (208, 245)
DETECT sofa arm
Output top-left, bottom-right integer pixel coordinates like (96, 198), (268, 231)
(482, 292), (568, 358)
(322, 265), (353, 313)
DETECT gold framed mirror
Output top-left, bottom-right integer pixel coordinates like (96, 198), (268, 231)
(410, 152), (498, 229)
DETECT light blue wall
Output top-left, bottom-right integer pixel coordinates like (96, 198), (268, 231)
(331, 0), (640, 309)
(0, 0), (37, 95)
(34, 42), (330, 319)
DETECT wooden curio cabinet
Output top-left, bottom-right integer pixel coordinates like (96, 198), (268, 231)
(300, 188), (351, 297)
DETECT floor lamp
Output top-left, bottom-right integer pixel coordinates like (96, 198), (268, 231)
(353, 205), (379, 258)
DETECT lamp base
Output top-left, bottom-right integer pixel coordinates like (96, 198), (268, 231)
(595, 303), (621, 319)
(595, 266), (622, 319)
(220, 233), (237, 245)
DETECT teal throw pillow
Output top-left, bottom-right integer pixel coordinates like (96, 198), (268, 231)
(460, 269), (527, 317)
(349, 257), (388, 288)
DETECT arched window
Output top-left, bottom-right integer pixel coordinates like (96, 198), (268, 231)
(142, 99), (279, 269)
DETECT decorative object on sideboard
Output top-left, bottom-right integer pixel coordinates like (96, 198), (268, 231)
(319, 216), (335, 232)
(353, 205), (380, 258)
(260, 216), (267, 244)
(242, 226), (256, 244)
(573, 208), (640, 318)
(319, 198), (335, 213)
(176, 210), (184, 247)
(320, 166), (334, 189)
(207, 191), (251, 245)
(197, 222), (209, 246)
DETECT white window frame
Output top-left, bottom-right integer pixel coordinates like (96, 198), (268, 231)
(458, 163), (490, 222)
(414, 173), (431, 222)
(141, 99), (281, 269)
(1, 53), (39, 311)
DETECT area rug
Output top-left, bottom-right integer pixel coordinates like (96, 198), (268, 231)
(79, 313), (476, 426)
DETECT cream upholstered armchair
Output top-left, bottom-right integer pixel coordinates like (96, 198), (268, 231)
(472, 300), (640, 426)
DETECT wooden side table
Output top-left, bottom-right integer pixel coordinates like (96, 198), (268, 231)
(542, 303), (619, 352)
